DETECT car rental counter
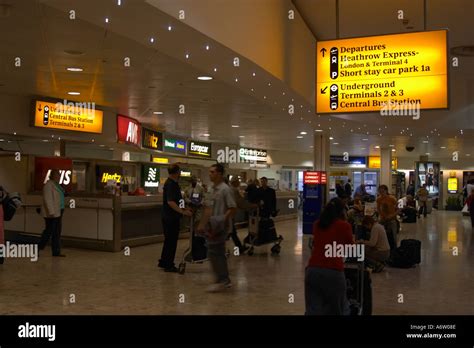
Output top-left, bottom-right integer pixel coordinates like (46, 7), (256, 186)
(5, 191), (298, 252)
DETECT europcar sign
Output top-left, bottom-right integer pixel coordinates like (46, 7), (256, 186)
(188, 140), (211, 158)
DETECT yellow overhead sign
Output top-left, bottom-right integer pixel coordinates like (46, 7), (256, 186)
(152, 157), (169, 164)
(368, 156), (398, 170)
(33, 100), (103, 134)
(316, 30), (448, 113)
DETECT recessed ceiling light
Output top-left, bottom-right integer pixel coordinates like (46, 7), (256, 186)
(268, 83), (271, 86)
(310, 146), (314, 148)
(375, 145), (380, 149)
(361, 148), (366, 150)
(264, 96), (266, 99)
(202, 133), (210, 137)
(232, 125), (240, 128)
(251, 88), (254, 92)
(296, 136), (303, 139)
(42, 139), (48, 142)
(205, 45), (210, 50)
(66, 67), (83, 72)
(185, 54), (190, 59)
(389, 144), (395, 147)
(214, 68), (217, 72)
(329, 137), (334, 140)
(466, 154), (471, 156)
(168, 26), (172, 31)
(423, 140), (429, 143)
(283, 92), (285, 95)
(425, 152), (430, 155)
(100, 144), (106, 147)
(392, 149), (396, 152)
(68, 92), (80, 95)
(252, 72), (256, 77)
(150, 37), (155, 43)
(291, 98), (294, 102)
(153, 111), (163, 115)
(333, 142), (339, 145)
(0, 139), (3, 142)
(197, 76), (213, 81)
(235, 78), (238, 82)
(13, 132), (16, 135)
(300, 131), (307, 135)
(440, 146), (446, 149)
(315, 129), (323, 132)
(92, 139), (95, 142)
(117, 0), (121, 5)
(105, 17), (109, 23)
(239, 135), (245, 138)
(362, 138), (368, 141)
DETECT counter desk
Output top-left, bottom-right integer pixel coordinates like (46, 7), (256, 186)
(5, 191), (298, 252)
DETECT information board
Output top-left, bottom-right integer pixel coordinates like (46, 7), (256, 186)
(316, 30), (448, 113)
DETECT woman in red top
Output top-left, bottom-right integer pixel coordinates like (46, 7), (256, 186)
(305, 198), (354, 315)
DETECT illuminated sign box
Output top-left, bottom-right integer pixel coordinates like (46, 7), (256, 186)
(188, 140), (212, 158)
(117, 115), (141, 146)
(163, 135), (186, 155)
(142, 164), (160, 188)
(239, 147), (267, 163)
(330, 155), (366, 167)
(303, 171), (327, 185)
(152, 157), (169, 164)
(96, 165), (123, 189)
(33, 100), (103, 133)
(368, 156), (398, 170)
(34, 157), (73, 192)
(448, 177), (458, 193)
(316, 30), (448, 114)
(142, 128), (163, 151)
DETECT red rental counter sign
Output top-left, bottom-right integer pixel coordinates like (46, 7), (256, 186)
(34, 157), (73, 192)
(303, 171), (327, 184)
(117, 115), (141, 146)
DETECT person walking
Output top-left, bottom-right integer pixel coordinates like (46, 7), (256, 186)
(344, 179), (353, 198)
(229, 177), (257, 254)
(198, 163), (236, 292)
(39, 169), (66, 257)
(158, 164), (192, 272)
(305, 198), (354, 315)
(416, 184), (429, 218)
(376, 185), (398, 251)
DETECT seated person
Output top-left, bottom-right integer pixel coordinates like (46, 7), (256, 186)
(347, 196), (365, 239)
(356, 216), (390, 273)
(400, 195), (417, 223)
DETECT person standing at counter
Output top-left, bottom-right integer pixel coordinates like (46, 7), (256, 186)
(39, 169), (65, 257)
(258, 177), (277, 218)
(158, 164), (192, 273)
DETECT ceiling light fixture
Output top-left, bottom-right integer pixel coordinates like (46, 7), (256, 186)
(185, 53), (189, 59)
(68, 92), (80, 95)
(239, 135), (245, 138)
(440, 146), (446, 149)
(300, 131), (307, 135)
(197, 76), (213, 81)
(232, 125), (240, 128)
(214, 68), (217, 72)
(296, 136), (303, 139)
(423, 140), (429, 143)
(362, 138), (368, 141)
(375, 145), (380, 149)
(150, 37), (155, 43)
(202, 133), (210, 137)
(315, 129), (323, 132)
(153, 111), (163, 115)
(329, 137), (334, 140)
(105, 17), (109, 23)
(168, 26), (172, 31)
(389, 144), (395, 147)
(67, 67), (83, 72)
(333, 142), (339, 145)
(205, 45), (210, 50)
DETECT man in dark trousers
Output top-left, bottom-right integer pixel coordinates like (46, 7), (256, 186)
(258, 177), (277, 218)
(344, 179), (353, 198)
(158, 164), (192, 272)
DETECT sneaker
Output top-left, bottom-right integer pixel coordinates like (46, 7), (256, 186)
(206, 281), (232, 293)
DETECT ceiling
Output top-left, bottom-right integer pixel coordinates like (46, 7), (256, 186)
(0, 0), (472, 161)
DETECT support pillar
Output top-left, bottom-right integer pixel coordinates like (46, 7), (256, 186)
(380, 147), (393, 193)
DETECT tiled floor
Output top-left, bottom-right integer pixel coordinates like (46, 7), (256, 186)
(0, 211), (472, 315)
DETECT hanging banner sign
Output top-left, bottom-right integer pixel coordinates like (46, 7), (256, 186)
(117, 115), (141, 146)
(316, 30), (448, 113)
(188, 140), (212, 158)
(142, 128), (163, 151)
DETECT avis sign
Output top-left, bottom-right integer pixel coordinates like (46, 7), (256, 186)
(117, 115), (141, 146)
(34, 157), (73, 192)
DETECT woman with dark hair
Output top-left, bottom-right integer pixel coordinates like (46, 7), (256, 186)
(305, 198), (354, 315)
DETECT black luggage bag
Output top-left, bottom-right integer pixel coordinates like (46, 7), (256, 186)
(256, 218), (278, 245)
(344, 263), (372, 316)
(388, 239), (421, 268)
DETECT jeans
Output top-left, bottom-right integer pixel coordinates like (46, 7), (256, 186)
(418, 201), (427, 217)
(305, 267), (350, 315)
(39, 210), (63, 256)
(159, 218), (180, 269)
(382, 219), (398, 251)
(207, 242), (230, 284)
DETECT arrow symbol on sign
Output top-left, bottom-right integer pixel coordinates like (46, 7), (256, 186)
(38, 104), (42, 112)
(320, 86), (328, 94)
(320, 48), (327, 57)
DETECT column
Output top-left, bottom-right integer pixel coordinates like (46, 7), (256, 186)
(380, 147), (393, 193)
(313, 132), (331, 202)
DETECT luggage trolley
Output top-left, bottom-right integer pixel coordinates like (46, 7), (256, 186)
(243, 208), (283, 256)
(178, 200), (208, 275)
(344, 259), (372, 315)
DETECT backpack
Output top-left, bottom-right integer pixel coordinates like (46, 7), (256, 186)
(2, 193), (21, 221)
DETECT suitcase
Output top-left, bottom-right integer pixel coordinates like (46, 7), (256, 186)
(256, 218), (278, 244)
(400, 239), (421, 264)
(344, 262), (372, 316)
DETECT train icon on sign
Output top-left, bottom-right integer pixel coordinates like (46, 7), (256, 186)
(330, 47), (339, 80)
(330, 84), (338, 110)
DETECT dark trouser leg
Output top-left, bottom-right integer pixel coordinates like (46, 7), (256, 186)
(208, 242), (229, 284)
(230, 221), (243, 249)
(305, 267), (348, 315)
(159, 218), (180, 269)
(423, 202), (427, 217)
(383, 220), (397, 251)
(51, 217), (61, 256)
(39, 218), (54, 250)
(470, 213), (474, 228)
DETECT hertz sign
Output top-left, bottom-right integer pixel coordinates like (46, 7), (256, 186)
(316, 30), (448, 113)
(142, 128), (163, 151)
